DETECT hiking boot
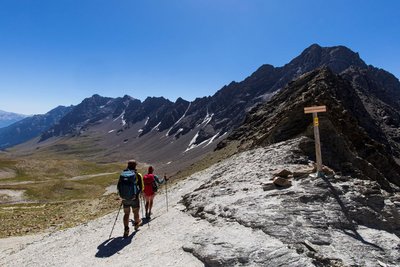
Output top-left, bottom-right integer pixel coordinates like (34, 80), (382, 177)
(123, 226), (129, 237)
(134, 220), (142, 231)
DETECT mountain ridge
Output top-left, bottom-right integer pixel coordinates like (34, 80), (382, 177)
(223, 67), (400, 191)
(42, 44), (397, 144)
(0, 106), (73, 149)
(2, 44), (399, 178)
(0, 110), (29, 129)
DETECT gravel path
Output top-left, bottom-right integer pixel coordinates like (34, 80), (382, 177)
(0, 169), (16, 180)
(68, 172), (117, 181)
(0, 170), (206, 267)
(0, 189), (26, 203)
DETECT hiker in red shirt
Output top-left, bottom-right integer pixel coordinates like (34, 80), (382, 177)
(143, 166), (166, 219)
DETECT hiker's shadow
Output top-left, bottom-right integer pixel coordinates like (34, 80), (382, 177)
(95, 231), (136, 258)
(137, 216), (159, 226)
(140, 217), (151, 225)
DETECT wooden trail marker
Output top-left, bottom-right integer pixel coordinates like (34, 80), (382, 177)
(304, 105), (326, 176)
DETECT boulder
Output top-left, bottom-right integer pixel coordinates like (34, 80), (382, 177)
(293, 166), (315, 178)
(273, 177), (292, 187)
(274, 169), (292, 178)
(261, 182), (276, 191)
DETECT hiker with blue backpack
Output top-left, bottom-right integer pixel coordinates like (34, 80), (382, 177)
(117, 160), (144, 237)
(143, 166), (167, 220)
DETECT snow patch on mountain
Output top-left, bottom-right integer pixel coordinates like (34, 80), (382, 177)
(113, 111), (126, 126)
(166, 103), (191, 137)
(152, 122), (161, 131)
(185, 132), (199, 152)
(204, 131), (221, 147)
(185, 138), (211, 152)
(201, 110), (214, 126)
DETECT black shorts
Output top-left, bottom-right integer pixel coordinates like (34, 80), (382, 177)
(122, 198), (140, 209)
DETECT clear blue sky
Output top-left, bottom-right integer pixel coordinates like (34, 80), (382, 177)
(0, 0), (399, 114)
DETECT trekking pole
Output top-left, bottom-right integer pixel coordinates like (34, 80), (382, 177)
(109, 201), (123, 239)
(140, 194), (145, 219)
(143, 196), (150, 228)
(164, 173), (169, 212)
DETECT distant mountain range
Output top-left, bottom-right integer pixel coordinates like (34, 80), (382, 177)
(1, 44), (399, 179)
(0, 106), (73, 149)
(0, 110), (29, 128)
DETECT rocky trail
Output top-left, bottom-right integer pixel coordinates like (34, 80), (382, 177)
(1, 138), (399, 266)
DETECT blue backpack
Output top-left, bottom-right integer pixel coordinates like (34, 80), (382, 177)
(117, 169), (139, 200)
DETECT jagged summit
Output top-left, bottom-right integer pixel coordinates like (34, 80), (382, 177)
(175, 97), (189, 104)
(121, 94), (134, 101)
(293, 43), (366, 69)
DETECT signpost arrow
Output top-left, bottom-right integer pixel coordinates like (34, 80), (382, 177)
(304, 105), (326, 177)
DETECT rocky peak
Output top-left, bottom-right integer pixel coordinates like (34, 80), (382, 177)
(175, 97), (189, 105)
(121, 95), (133, 101)
(77, 95), (112, 113)
(342, 66), (400, 109)
(39, 95), (115, 140)
(288, 44), (367, 74)
(143, 96), (172, 106)
(225, 67), (400, 191)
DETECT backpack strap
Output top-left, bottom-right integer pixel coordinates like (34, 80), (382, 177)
(136, 172), (144, 192)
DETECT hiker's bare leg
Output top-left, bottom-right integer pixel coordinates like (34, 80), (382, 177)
(145, 200), (149, 215)
(133, 207), (140, 224)
(123, 207), (130, 227)
(149, 198), (154, 215)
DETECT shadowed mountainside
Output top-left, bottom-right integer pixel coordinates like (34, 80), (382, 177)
(223, 67), (400, 191)
(0, 106), (73, 149)
(0, 110), (29, 129)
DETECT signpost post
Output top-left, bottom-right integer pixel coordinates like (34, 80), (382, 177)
(304, 105), (326, 177)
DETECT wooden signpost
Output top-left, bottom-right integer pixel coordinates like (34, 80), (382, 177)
(304, 105), (326, 177)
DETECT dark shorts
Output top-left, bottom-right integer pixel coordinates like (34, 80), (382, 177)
(122, 198), (140, 209)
